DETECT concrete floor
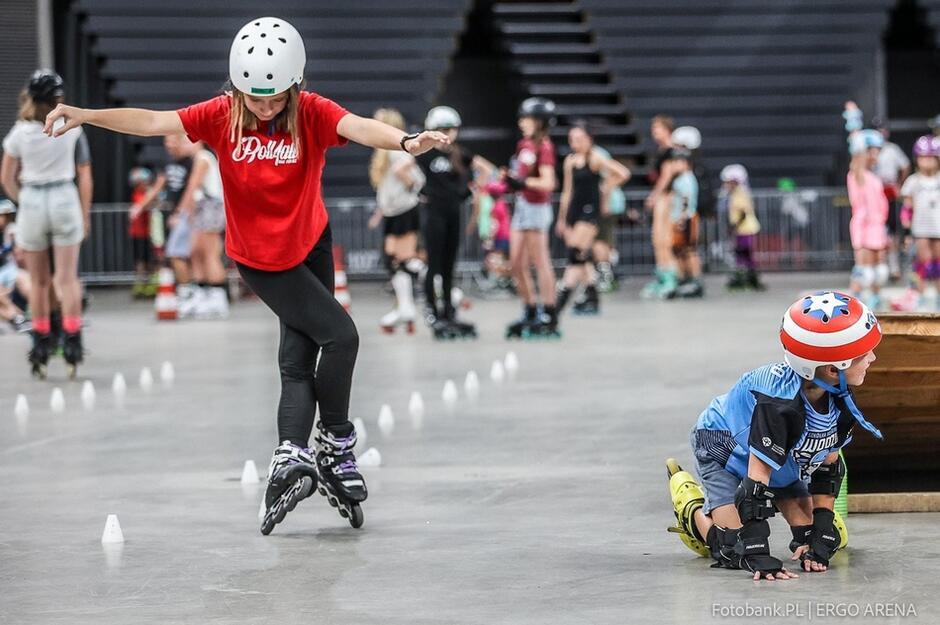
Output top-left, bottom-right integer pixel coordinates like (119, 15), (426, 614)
(1, 273), (936, 625)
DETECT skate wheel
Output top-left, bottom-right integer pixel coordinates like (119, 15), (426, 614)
(406, 322), (415, 335)
(348, 504), (364, 529)
(666, 457), (682, 478)
(67, 365), (77, 380)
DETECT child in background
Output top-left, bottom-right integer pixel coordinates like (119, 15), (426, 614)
(0, 197), (30, 332)
(846, 130), (890, 310)
(898, 135), (940, 311)
(127, 166), (156, 298)
(721, 164), (764, 291)
(481, 177), (513, 292)
(668, 148), (704, 297)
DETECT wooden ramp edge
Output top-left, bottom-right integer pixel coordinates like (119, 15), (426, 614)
(848, 492), (940, 513)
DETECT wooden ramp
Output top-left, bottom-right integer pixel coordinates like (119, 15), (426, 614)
(846, 313), (940, 512)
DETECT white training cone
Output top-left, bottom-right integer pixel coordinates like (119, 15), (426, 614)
(14, 394), (29, 420)
(160, 361), (175, 386)
(50, 387), (65, 413)
(490, 360), (505, 383)
(442, 379), (458, 405)
(240, 460), (260, 485)
(101, 514), (125, 544)
(359, 447), (382, 468)
(81, 381), (96, 411)
(353, 417), (368, 450)
(112, 373), (127, 395)
(408, 391), (425, 419)
(139, 367), (154, 392)
(377, 404), (395, 437)
(504, 351), (519, 376)
(464, 371), (480, 399)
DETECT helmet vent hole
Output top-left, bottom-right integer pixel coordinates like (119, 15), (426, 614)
(243, 71), (249, 78)
(266, 73), (273, 80)
(821, 314), (830, 323)
(261, 33), (267, 38)
(255, 21), (260, 26)
(278, 37), (286, 43)
(241, 34), (249, 40)
(267, 48), (273, 56)
(840, 309), (849, 315)
(273, 23), (280, 28)
(247, 47), (254, 54)
(865, 322), (871, 330)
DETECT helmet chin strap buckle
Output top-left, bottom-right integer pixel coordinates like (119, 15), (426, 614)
(812, 370), (884, 440)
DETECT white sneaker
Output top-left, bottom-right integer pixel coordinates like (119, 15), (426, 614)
(197, 287), (229, 319)
(177, 283), (198, 318)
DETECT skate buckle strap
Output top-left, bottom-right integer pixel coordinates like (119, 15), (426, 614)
(813, 370), (883, 440)
(336, 459), (359, 474)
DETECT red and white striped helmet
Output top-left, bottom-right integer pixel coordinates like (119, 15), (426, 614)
(779, 291), (882, 380)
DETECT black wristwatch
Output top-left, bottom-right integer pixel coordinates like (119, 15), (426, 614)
(400, 132), (420, 152)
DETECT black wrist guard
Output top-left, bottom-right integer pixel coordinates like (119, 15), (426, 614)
(789, 524), (813, 553)
(800, 508), (839, 567)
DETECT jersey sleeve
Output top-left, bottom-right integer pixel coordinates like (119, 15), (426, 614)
(307, 93), (349, 149)
(747, 393), (805, 470)
(2, 127), (20, 158)
(177, 96), (228, 147)
(538, 140), (556, 168)
(74, 131), (91, 165)
(900, 175), (915, 199)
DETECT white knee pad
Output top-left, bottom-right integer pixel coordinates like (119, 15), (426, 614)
(853, 265), (875, 289)
(874, 263), (889, 287)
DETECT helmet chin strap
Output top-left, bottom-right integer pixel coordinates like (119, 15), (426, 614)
(812, 369), (883, 440)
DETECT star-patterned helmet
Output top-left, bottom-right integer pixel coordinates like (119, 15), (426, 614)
(779, 291), (882, 380)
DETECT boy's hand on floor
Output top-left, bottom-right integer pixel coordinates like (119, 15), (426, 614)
(752, 568), (799, 581)
(791, 545), (828, 572)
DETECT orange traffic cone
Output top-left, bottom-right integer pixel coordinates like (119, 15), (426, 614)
(332, 245), (351, 313)
(155, 267), (178, 320)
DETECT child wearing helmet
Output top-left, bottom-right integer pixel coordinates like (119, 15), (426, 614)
(846, 129), (890, 310)
(127, 167), (156, 298)
(667, 291), (882, 580)
(720, 164), (764, 291)
(504, 97), (560, 338)
(43, 17), (450, 533)
(898, 135), (940, 310)
(1, 69), (93, 379)
(413, 105), (493, 340)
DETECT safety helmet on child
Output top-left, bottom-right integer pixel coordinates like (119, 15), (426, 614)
(517, 97), (557, 126)
(671, 125), (701, 150)
(128, 167), (154, 187)
(780, 291), (881, 381)
(861, 128), (884, 149)
(27, 69), (64, 103)
(913, 134), (940, 157)
(720, 164), (748, 185)
(424, 106), (462, 130)
(229, 17), (306, 96)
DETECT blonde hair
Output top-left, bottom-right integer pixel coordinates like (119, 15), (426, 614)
(18, 90), (59, 122)
(229, 85), (301, 158)
(369, 108), (406, 190)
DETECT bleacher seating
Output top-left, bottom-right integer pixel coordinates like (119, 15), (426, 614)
(581, 0), (899, 186)
(69, 0), (471, 197)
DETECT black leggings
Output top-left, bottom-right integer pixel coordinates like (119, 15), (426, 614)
(423, 204), (461, 319)
(237, 226), (359, 447)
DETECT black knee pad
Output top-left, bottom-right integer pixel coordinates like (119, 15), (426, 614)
(567, 247), (584, 265)
(384, 254), (398, 276)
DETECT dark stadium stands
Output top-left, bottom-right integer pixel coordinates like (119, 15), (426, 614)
(66, 0), (471, 198)
(580, 0), (899, 186)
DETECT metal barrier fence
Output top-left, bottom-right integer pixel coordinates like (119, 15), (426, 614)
(78, 188), (854, 284)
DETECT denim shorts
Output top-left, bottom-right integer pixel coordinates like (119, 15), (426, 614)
(16, 182), (83, 251)
(690, 427), (810, 515)
(0, 260), (17, 290)
(511, 197), (553, 232)
(165, 214), (191, 259)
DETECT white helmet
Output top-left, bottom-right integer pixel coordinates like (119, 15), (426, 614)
(425, 106), (462, 130)
(671, 126), (701, 150)
(229, 17), (305, 96)
(720, 164), (748, 185)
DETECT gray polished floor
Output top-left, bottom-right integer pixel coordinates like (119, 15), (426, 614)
(1, 274), (935, 625)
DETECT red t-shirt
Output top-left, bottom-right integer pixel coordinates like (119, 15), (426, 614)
(177, 91), (349, 271)
(128, 187), (150, 238)
(513, 136), (556, 204)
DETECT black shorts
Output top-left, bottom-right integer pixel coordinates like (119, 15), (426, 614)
(566, 203), (600, 227)
(131, 236), (152, 265)
(383, 207), (421, 237)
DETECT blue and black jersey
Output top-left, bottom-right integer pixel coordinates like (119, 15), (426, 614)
(694, 363), (856, 487)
